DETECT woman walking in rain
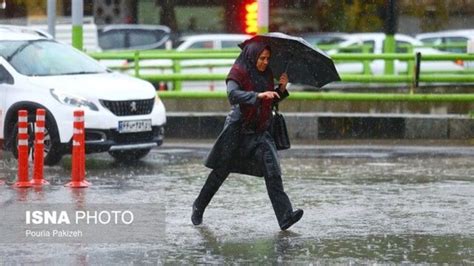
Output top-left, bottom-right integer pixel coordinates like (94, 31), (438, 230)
(191, 41), (303, 230)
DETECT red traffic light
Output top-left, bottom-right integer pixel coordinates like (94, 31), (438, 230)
(244, 1), (258, 34)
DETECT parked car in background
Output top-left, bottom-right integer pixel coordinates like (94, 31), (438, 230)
(98, 24), (171, 51)
(327, 33), (464, 74)
(416, 29), (474, 68)
(175, 34), (250, 90)
(0, 26), (166, 165)
(416, 29), (474, 53)
(96, 24), (172, 79)
(28, 17), (101, 52)
(175, 33), (250, 51)
(300, 32), (353, 47)
(132, 33), (251, 91)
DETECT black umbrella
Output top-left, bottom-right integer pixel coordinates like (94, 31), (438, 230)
(239, 32), (341, 88)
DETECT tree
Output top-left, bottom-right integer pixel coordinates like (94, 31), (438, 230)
(3, 0), (44, 18)
(156, 0), (177, 32)
(404, 0), (448, 32)
(346, 0), (384, 32)
(0, 1), (26, 18)
(311, 0), (384, 32)
(313, 0), (347, 32)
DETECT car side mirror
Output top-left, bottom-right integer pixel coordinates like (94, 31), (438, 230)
(0, 65), (14, 85)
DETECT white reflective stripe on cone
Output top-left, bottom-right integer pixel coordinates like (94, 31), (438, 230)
(73, 140), (80, 146)
(36, 139), (44, 144)
(73, 129), (83, 134)
(18, 127), (28, 134)
(73, 116), (84, 122)
(18, 116), (27, 122)
(35, 127), (45, 133)
(18, 139), (28, 146)
(36, 115), (46, 121)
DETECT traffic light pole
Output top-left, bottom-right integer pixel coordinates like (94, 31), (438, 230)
(257, 0), (269, 34)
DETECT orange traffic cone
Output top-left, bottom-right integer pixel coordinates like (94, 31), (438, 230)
(31, 109), (49, 186)
(14, 110), (31, 188)
(65, 110), (89, 188)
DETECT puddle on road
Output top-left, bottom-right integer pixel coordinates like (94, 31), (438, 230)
(0, 149), (473, 264)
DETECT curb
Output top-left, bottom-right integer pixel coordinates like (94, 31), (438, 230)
(165, 112), (474, 140)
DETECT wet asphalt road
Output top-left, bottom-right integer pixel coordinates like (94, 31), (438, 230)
(0, 142), (473, 264)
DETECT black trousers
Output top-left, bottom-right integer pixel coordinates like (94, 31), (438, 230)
(194, 168), (293, 227)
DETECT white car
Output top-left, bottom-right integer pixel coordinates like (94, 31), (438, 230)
(175, 34), (250, 51)
(300, 32), (353, 47)
(176, 34), (250, 91)
(0, 24), (53, 39)
(416, 29), (474, 53)
(327, 33), (464, 75)
(0, 26), (166, 165)
(416, 29), (474, 69)
(134, 34), (251, 91)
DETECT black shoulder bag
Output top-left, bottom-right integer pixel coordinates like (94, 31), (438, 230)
(270, 103), (290, 150)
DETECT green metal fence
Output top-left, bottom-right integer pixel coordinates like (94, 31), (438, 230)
(89, 48), (474, 105)
(157, 90), (474, 103)
(90, 50), (474, 90)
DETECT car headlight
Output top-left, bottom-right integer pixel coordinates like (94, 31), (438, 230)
(155, 93), (162, 105)
(50, 89), (99, 111)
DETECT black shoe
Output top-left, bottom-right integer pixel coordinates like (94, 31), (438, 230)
(280, 209), (304, 231)
(191, 202), (203, 225)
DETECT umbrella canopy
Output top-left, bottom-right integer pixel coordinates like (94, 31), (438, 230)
(239, 32), (341, 88)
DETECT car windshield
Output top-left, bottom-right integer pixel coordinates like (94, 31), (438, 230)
(0, 40), (107, 76)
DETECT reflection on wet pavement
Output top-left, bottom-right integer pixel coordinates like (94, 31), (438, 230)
(0, 146), (473, 264)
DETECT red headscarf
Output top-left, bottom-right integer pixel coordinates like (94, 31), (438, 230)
(226, 41), (274, 132)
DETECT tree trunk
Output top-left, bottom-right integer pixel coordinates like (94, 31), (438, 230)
(157, 0), (177, 32)
(224, 1), (239, 33)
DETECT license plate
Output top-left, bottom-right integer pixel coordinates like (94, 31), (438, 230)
(118, 119), (152, 133)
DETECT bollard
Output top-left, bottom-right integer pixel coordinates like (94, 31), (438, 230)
(31, 109), (49, 186)
(66, 110), (89, 188)
(79, 110), (90, 186)
(14, 110), (31, 188)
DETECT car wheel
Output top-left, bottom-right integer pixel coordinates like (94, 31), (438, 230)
(108, 148), (151, 162)
(10, 113), (63, 166)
